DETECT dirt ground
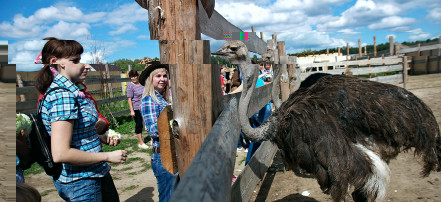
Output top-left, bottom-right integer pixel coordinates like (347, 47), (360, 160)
(26, 73), (441, 202)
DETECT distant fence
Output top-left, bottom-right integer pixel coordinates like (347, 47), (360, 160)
(298, 56), (411, 88)
(397, 40), (441, 75)
(16, 68), (131, 117)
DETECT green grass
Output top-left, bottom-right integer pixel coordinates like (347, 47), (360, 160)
(239, 157), (246, 166)
(123, 185), (139, 192)
(40, 189), (57, 197)
(23, 162), (45, 176)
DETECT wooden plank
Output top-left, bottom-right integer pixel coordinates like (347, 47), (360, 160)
(158, 105), (178, 174)
(197, 0), (267, 55)
(368, 74), (403, 84)
(16, 99), (37, 112)
(231, 141), (278, 202)
(403, 56), (408, 89)
(110, 109), (130, 118)
(298, 57), (403, 69)
(300, 64), (406, 80)
(95, 95), (127, 105)
(16, 86), (38, 95)
(222, 83), (271, 118)
(200, 0), (214, 18)
(400, 43), (441, 54)
(277, 42), (289, 102)
(169, 97), (241, 202)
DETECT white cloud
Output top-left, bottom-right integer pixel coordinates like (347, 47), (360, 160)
(368, 16), (417, 30)
(426, 7), (441, 24)
(317, 0), (402, 32)
(44, 21), (91, 39)
(338, 28), (360, 34)
(103, 3), (147, 26)
(406, 29), (431, 41)
(137, 35), (148, 39)
(109, 24), (138, 35)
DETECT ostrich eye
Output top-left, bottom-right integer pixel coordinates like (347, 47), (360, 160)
(230, 47), (238, 51)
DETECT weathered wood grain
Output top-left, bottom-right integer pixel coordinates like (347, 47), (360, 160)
(169, 97), (241, 202)
(158, 105), (178, 174)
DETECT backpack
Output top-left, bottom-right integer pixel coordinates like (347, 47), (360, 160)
(28, 87), (77, 180)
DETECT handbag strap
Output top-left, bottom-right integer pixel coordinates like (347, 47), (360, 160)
(38, 87), (79, 115)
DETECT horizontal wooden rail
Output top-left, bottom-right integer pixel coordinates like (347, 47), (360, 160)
(231, 141), (278, 202)
(223, 84), (272, 118)
(298, 56), (403, 69)
(169, 97), (241, 202)
(399, 43), (441, 54)
(299, 64), (407, 80)
(197, 0), (267, 55)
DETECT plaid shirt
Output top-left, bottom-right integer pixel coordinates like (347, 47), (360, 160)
(126, 82), (144, 110)
(140, 91), (169, 158)
(41, 74), (110, 183)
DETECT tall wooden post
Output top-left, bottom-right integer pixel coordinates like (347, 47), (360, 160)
(403, 56), (408, 89)
(389, 36), (394, 56)
(358, 39), (362, 57)
(277, 41), (289, 102)
(251, 26), (255, 32)
(338, 47), (341, 56)
(346, 42), (349, 61)
(138, 0), (222, 177)
(374, 36), (377, 57)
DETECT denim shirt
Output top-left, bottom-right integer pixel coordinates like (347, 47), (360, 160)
(140, 91), (169, 159)
(41, 74), (110, 183)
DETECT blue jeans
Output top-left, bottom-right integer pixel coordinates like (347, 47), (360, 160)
(53, 172), (119, 202)
(152, 156), (179, 202)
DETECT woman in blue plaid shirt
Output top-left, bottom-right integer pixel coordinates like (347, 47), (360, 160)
(139, 62), (178, 202)
(34, 38), (127, 201)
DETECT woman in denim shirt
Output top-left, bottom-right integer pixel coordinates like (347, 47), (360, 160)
(34, 37), (127, 201)
(139, 62), (178, 202)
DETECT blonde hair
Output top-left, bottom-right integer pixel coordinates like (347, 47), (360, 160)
(142, 68), (170, 103)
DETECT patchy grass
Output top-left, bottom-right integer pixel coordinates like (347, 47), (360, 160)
(239, 157), (247, 166)
(23, 162), (45, 176)
(40, 189), (57, 197)
(123, 185), (139, 192)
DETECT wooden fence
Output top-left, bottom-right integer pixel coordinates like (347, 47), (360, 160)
(133, 0), (421, 201)
(16, 68), (131, 117)
(397, 39), (441, 75)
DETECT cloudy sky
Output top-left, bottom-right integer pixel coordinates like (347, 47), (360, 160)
(1, 0), (440, 71)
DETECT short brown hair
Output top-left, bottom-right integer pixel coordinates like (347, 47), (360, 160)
(128, 70), (139, 77)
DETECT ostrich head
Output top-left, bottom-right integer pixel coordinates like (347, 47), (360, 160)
(211, 40), (251, 64)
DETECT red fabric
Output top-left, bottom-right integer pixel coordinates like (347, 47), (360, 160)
(37, 83), (110, 127)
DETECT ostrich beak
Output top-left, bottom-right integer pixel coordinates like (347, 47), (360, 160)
(211, 49), (227, 56)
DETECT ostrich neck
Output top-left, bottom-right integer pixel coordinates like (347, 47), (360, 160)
(238, 64), (277, 142)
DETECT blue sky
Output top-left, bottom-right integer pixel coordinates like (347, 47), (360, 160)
(1, 0), (440, 71)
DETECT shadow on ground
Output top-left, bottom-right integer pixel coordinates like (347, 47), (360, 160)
(125, 187), (155, 202)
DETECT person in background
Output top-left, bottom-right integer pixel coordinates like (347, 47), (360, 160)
(127, 70), (150, 149)
(34, 37), (126, 201)
(139, 62), (178, 202)
(220, 65), (229, 95)
(261, 63), (274, 83)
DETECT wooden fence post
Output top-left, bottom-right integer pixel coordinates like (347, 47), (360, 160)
(277, 41), (289, 101)
(346, 42), (349, 61)
(16, 74), (26, 101)
(358, 39), (362, 57)
(105, 64), (113, 98)
(142, 0), (222, 178)
(374, 36), (377, 57)
(403, 56), (408, 89)
(389, 36), (394, 56)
